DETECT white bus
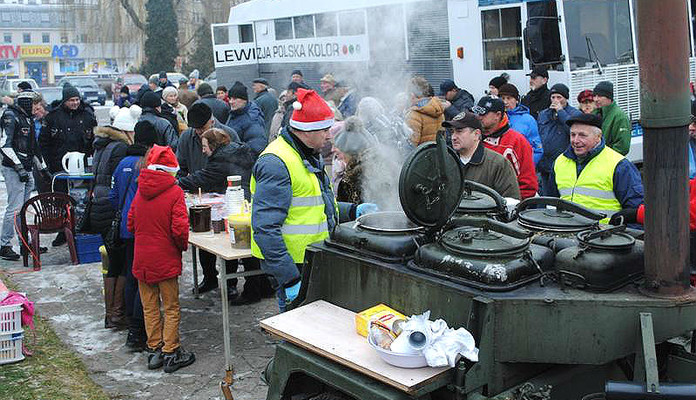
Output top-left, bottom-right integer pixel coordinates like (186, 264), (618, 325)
(212, 0), (696, 165)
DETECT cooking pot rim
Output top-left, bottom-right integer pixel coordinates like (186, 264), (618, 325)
(355, 211), (423, 233)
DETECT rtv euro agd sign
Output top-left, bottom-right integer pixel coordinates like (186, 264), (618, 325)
(213, 35), (370, 68)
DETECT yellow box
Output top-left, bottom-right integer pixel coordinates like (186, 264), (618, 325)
(355, 304), (406, 337)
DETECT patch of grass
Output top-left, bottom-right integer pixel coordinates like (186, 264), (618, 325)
(0, 272), (110, 400)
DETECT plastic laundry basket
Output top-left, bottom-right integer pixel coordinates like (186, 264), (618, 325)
(0, 303), (22, 335)
(0, 332), (24, 365)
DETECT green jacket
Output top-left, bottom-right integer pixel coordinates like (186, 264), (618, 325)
(594, 102), (631, 156)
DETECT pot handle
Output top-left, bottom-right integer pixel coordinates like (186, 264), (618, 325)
(515, 197), (605, 221)
(450, 216), (532, 239)
(461, 180), (507, 214)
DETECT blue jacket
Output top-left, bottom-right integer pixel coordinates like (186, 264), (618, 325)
(251, 129), (354, 288)
(689, 139), (696, 179)
(109, 153), (142, 239)
(226, 101), (267, 156)
(537, 104), (583, 175)
(547, 139), (644, 210)
(507, 104), (543, 165)
(338, 90), (357, 118)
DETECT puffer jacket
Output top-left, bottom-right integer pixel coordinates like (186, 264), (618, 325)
(506, 104), (543, 165)
(39, 100), (97, 173)
(128, 168), (188, 284)
(89, 127), (131, 234)
(225, 101), (267, 156)
(406, 97), (445, 146)
(178, 142), (255, 198)
(139, 108), (178, 150)
(109, 144), (148, 239)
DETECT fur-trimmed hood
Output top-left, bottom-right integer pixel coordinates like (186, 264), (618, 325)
(94, 126), (134, 146)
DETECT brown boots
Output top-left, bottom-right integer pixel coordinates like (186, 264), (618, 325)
(104, 276), (128, 330)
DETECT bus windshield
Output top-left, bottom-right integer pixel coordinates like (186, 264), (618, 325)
(564, 0), (634, 70)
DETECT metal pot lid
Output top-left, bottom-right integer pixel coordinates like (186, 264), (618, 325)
(577, 226), (636, 251)
(399, 134), (464, 228)
(458, 192), (498, 213)
(441, 226), (530, 257)
(356, 211), (422, 233)
(518, 208), (597, 232)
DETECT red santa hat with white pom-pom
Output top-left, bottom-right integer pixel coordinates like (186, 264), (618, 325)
(289, 88), (335, 131)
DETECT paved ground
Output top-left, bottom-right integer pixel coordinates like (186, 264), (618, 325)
(0, 180), (278, 400)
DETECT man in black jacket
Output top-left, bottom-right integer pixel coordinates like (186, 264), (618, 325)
(521, 66), (551, 119)
(440, 79), (475, 121)
(194, 83), (229, 124)
(1, 91), (50, 260)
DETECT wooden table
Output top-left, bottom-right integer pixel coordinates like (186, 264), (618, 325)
(188, 231), (265, 389)
(261, 300), (451, 394)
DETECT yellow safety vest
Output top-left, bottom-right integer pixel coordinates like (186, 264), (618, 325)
(250, 136), (337, 263)
(554, 146), (624, 223)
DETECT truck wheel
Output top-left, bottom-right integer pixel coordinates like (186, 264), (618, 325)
(308, 392), (351, 400)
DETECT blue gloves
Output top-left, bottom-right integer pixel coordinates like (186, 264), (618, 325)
(356, 203), (379, 218)
(284, 281), (301, 303)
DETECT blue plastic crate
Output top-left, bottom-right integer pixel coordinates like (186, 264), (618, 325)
(75, 234), (103, 264)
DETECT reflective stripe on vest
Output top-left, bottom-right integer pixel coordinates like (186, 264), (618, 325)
(554, 146), (624, 223)
(250, 136), (336, 263)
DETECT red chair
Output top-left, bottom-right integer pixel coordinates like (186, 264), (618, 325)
(18, 192), (78, 270)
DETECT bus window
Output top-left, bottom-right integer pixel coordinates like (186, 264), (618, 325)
(339, 11), (366, 36)
(275, 18), (293, 40)
(481, 7), (523, 70)
(239, 24), (254, 43)
(316, 13), (338, 37)
(293, 15), (315, 39)
(564, 0), (634, 70)
(213, 25), (230, 45)
(525, 1), (563, 70)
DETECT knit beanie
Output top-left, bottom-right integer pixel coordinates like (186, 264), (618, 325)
(593, 81), (614, 100)
(187, 102), (212, 128)
(291, 69), (303, 77)
(197, 82), (213, 97)
(158, 71), (167, 80)
(549, 83), (570, 100)
(498, 83), (520, 100)
(134, 120), (158, 147)
(17, 81), (32, 91)
(62, 85), (80, 101)
(112, 105), (142, 132)
(489, 76), (508, 89)
(334, 117), (372, 155)
(140, 91), (161, 109)
(577, 89), (594, 103)
(146, 145), (179, 173)
(228, 81), (248, 100)
(120, 85), (130, 95)
(290, 88), (334, 131)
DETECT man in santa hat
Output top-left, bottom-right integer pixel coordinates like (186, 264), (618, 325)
(250, 88), (377, 311)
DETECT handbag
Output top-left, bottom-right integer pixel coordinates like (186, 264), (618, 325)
(104, 173), (133, 250)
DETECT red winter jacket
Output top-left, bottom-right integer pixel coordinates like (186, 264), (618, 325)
(637, 177), (696, 231)
(128, 168), (189, 284)
(482, 114), (539, 199)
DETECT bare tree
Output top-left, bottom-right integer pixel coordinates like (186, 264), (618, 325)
(118, 0), (146, 31)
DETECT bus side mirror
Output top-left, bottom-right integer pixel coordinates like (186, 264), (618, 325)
(524, 18), (563, 67)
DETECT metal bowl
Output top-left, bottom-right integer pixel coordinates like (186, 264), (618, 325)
(356, 211), (421, 233)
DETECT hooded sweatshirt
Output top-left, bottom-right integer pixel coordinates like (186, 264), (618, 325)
(127, 168), (189, 284)
(506, 104), (543, 165)
(482, 113), (539, 199)
(406, 97), (445, 146)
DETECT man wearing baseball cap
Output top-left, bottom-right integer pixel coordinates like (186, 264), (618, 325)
(439, 79), (475, 121)
(472, 96), (538, 199)
(250, 88), (376, 311)
(521, 66), (551, 119)
(537, 83), (583, 195)
(443, 112), (520, 199)
(592, 81), (631, 156)
(546, 113), (643, 223)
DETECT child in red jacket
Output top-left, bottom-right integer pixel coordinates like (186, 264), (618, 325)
(127, 145), (194, 373)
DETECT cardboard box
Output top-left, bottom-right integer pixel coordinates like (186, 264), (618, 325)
(355, 304), (406, 337)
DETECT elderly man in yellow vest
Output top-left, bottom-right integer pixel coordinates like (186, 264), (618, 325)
(250, 88), (377, 311)
(546, 113), (644, 222)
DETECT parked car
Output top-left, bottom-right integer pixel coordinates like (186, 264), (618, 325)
(204, 71), (217, 89)
(36, 86), (63, 108)
(148, 72), (187, 88)
(112, 73), (147, 100)
(0, 78), (38, 97)
(56, 76), (106, 105)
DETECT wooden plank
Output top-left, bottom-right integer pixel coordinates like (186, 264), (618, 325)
(260, 300), (450, 394)
(188, 232), (252, 261)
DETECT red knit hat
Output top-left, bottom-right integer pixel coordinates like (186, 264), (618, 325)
(290, 88), (334, 131)
(146, 145), (180, 173)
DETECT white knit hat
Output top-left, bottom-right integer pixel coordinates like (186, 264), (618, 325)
(112, 105), (142, 132)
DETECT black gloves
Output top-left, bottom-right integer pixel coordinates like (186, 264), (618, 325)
(13, 164), (29, 183)
(609, 208), (638, 226)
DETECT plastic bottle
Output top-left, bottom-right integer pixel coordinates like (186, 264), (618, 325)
(225, 175), (244, 216)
